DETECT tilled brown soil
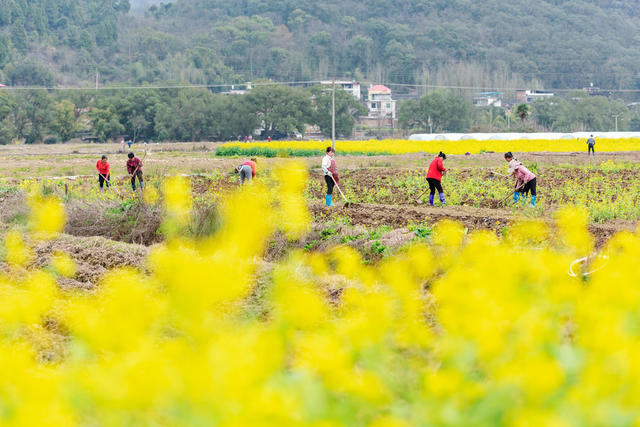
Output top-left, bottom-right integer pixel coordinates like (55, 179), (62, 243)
(310, 203), (638, 249)
(0, 234), (151, 291)
(65, 201), (163, 246)
(306, 166), (640, 210)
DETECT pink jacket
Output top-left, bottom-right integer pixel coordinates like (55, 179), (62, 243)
(513, 165), (535, 188)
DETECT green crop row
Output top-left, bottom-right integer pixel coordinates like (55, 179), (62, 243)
(215, 146), (391, 157)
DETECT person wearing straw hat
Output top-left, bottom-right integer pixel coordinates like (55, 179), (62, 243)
(505, 152), (537, 206)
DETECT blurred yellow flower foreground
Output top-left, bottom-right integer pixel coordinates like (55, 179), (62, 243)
(2, 163), (640, 426)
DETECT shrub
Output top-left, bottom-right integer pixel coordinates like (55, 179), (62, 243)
(44, 135), (59, 144)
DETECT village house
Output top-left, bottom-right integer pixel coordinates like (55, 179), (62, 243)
(360, 84), (393, 116)
(357, 84), (397, 130)
(220, 83), (252, 96)
(516, 89), (554, 104)
(367, 85), (396, 118)
(473, 92), (503, 107)
(319, 80), (361, 100)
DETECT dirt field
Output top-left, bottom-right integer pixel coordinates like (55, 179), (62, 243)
(0, 143), (638, 289)
(309, 203), (635, 248)
(2, 141), (640, 177)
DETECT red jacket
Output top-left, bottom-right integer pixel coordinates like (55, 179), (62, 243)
(96, 160), (110, 176)
(426, 157), (446, 181)
(241, 160), (257, 178)
(127, 157), (142, 174)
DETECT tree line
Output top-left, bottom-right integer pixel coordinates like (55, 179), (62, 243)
(399, 90), (640, 134)
(0, 84), (366, 144)
(1, 83), (637, 144)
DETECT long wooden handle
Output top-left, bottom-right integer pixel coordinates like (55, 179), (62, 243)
(415, 188), (429, 202)
(330, 175), (349, 203)
(501, 182), (525, 203)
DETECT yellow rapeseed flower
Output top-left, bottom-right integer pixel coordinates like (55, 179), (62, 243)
(4, 230), (31, 267)
(50, 251), (77, 278)
(142, 184), (159, 205)
(28, 195), (66, 239)
(1, 156), (640, 424)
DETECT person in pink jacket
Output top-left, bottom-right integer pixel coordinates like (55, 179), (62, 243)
(505, 152), (537, 206)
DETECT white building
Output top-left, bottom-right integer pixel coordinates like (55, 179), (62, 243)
(516, 89), (554, 104)
(319, 80), (361, 100)
(367, 84), (396, 119)
(221, 83), (252, 96)
(473, 92), (503, 107)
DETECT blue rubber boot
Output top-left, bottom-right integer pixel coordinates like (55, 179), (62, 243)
(429, 194), (435, 206)
(439, 193), (446, 205)
(325, 195), (332, 207)
(513, 192), (520, 203)
(531, 195), (537, 207)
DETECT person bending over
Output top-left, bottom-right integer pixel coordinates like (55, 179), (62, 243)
(426, 152), (447, 206)
(235, 158), (257, 184)
(505, 152), (537, 207)
(126, 152), (144, 192)
(96, 155), (110, 193)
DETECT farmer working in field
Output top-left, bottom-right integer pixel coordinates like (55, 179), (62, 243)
(505, 152), (537, 206)
(587, 134), (596, 156)
(235, 158), (257, 184)
(426, 152), (447, 206)
(127, 152), (144, 192)
(321, 146), (339, 207)
(96, 155), (110, 193)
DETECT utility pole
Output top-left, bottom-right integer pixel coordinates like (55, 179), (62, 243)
(331, 79), (336, 150)
(95, 71), (99, 90)
(612, 114), (620, 132)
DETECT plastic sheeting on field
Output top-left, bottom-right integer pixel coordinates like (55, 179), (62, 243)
(408, 132), (640, 141)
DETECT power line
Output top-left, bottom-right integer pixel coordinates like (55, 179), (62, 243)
(0, 81), (325, 91)
(1, 79), (639, 94)
(360, 81), (640, 93)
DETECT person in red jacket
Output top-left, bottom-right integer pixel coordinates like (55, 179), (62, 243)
(126, 152), (144, 191)
(235, 158), (257, 184)
(426, 152), (447, 206)
(96, 155), (110, 192)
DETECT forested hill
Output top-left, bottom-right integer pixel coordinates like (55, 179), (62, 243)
(2, 0), (640, 91)
(0, 0), (130, 85)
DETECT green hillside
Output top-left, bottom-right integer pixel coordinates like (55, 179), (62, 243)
(0, 0), (130, 85)
(2, 0), (640, 91)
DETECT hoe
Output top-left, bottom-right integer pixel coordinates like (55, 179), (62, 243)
(498, 182), (525, 206)
(330, 175), (352, 208)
